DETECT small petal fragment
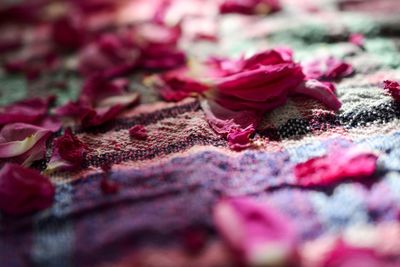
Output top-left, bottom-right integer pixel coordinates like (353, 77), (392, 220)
(383, 80), (400, 101)
(0, 163), (54, 215)
(129, 125), (148, 140)
(302, 56), (353, 80)
(220, 0), (281, 15)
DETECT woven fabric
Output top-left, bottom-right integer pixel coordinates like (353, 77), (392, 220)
(1, 0), (400, 266)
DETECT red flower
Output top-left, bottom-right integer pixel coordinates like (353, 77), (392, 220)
(46, 128), (88, 172)
(383, 80), (400, 101)
(213, 197), (298, 266)
(294, 147), (377, 187)
(0, 163), (54, 215)
(220, 0), (281, 15)
(129, 125), (148, 140)
(302, 56), (353, 80)
(0, 123), (52, 167)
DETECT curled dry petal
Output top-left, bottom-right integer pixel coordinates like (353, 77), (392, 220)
(46, 128), (88, 172)
(0, 123), (52, 167)
(129, 125), (148, 140)
(0, 163), (54, 215)
(220, 0), (281, 15)
(383, 80), (400, 101)
(294, 146), (378, 187)
(302, 56), (353, 80)
(291, 80), (342, 111)
(321, 241), (386, 267)
(0, 96), (55, 127)
(227, 125), (255, 151)
(213, 197), (298, 267)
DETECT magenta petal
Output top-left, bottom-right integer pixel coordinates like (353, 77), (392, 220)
(129, 125), (148, 140)
(0, 96), (55, 127)
(291, 80), (342, 110)
(294, 146), (378, 187)
(213, 197), (298, 266)
(200, 99), (260, 135)
(383, 80), (400, 101)
(227, 125), (255, 151)
(46, 128), (88, 172)
(302, 56), (353, 80)
(321, 241), (384, 267)
(0, 163), (54, 215)
(0, 123), (52, 167)
(220, 0), (281, 15)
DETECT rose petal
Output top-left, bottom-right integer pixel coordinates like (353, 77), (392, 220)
(129, 125), (148, 140)
(383, 80), (400, 101)
(0, 123), (52, 167)
(291, 80), (342, 110)
(302, 56), (353, 80)
(294, 146), (378, 187)
(0, 163), (54, 215)
(220, 0), (281, 15)
(349, 33), (365, 48)
(227, 125), (255, 151)
(46, 128), (88, 172)
(213, 197), (298, 266)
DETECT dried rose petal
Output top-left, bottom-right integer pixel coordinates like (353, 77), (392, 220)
(46, 128), (88, 172)
(349, 33), (365, 48)
(294, 147), (377, 187)
(156, 68), (209, 102)
(321, 241), (386, 267)
(220, 0), (281, 15)
(291, 80), (342, 111)
(129, 125), (148, 140)
(100, 178), (120, 194)
(0, 96), (55, 127)
(213, 197), (298, 266)
(302, 56), (353, 80)
(51, 14), (87, 50)
(0, 163), (54, 215)
(0, 123), (52, 167)
(383, 80), (400, 101)
(227, 125), (255, 151)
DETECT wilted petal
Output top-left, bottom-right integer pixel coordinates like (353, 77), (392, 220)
(294, 146), (378, 187)
(227, 125), (255, 151)
(220, 0), (281, 15)
(0, 163), (54, 215)
(0, 96), (55, 127)
(383, 80), (400, 101)
(291, 80), (342, 110)
(46, 128), (88, 172)
(0, 123), (52, 167)
(213, 197), (298, 266)
(321, 241), (385, 267)
(129, 125), (148, 140)
(302, 56), (353, 80)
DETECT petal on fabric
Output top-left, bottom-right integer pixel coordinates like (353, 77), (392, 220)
(0, 163), (54, 215)
(46, 128), (88, 172)
(0, 96), (55, 127)
(51, 14), (86, 50)
(0, 123), (52, 167)
(219, 0), (281, 15)
(302, 56), (353, 80)
(129, 125), (148, 140)
(294, 146), (378, 187)
(383, 80), (400, 101)
(349, 33), (365, 48)
(200, 99), (260, 135)
(227, 125), (255, 151)
(291, 80), (342, 111)
(213, 197), (298, 266)
(321, 240), (385, 267)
